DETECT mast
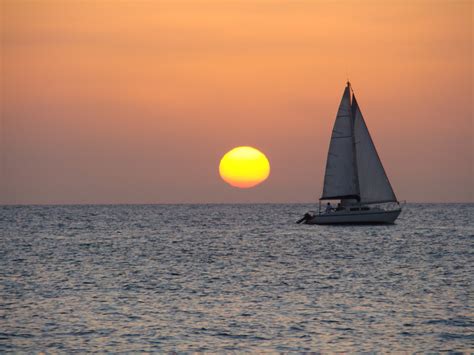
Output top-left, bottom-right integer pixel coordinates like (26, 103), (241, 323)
(349, 82), (361, 201)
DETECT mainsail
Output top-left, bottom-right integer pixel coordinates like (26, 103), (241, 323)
(321, 83), (397, 204)
(321, 85), (359, 200)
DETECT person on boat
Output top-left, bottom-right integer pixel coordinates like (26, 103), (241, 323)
(325, 202), (333, 213)
(336, 203), (344, 211)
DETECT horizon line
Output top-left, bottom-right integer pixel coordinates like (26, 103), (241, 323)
(1, 201), (473, 207)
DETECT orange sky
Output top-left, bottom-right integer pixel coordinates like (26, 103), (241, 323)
(1, 0), (472, 204)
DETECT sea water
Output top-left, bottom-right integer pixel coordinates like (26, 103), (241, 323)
(0, 203), (472, 352)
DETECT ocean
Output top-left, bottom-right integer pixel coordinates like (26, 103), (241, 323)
(1, 203), (472, 352)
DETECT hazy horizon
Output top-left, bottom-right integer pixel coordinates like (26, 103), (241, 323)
(0, 201), (472, 207)
(1, 0), (472, 204)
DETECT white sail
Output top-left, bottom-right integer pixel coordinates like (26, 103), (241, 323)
(321, 85), (359, 200)
(353, 96), (397, 203)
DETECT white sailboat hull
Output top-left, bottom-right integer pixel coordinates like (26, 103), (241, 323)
(306, 208), (401, 225)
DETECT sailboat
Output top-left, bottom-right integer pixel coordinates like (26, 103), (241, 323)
(299, 82), (401, 225)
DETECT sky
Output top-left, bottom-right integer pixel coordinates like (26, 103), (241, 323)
(1, 0), (472, 204)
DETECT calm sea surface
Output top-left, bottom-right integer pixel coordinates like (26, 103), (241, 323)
(1, 203), (473, 352)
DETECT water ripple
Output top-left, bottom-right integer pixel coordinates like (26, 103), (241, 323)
(0, 203), (472, 352)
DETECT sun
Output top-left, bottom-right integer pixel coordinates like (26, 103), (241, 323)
(219, 146), (270, 188)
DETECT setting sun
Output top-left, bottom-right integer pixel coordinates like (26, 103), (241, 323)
(219, 147), (270, 188)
